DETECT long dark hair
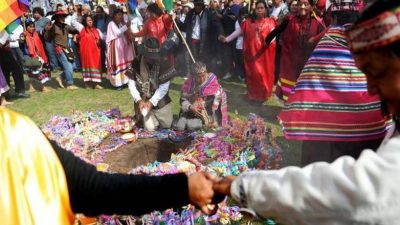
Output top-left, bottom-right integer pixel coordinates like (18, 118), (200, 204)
(82, 14), (94, 27)
(147, 3), (164, 17)
(251, 0), (269, 22)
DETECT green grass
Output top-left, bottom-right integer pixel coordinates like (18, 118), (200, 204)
(8, 73), (301, 167)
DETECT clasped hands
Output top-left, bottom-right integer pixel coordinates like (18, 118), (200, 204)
(138, 100), (153, 114)
(188, 172), (236, 215)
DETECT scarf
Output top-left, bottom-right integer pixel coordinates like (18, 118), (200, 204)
(181, 73), (228, 125)
(25, 31), (48, 64)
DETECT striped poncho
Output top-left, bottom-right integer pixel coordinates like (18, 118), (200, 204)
(278, 26), (390, 142)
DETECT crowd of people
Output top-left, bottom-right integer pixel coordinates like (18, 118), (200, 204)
(2, 0), (400, 224)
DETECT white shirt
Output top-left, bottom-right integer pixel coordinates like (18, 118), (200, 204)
(234, 21), (242, 50)
(231, 127), (400, 225)
(225, 22), (243, 50)
(128, 79), (170, 107)
(130, 16), (143, 42)
(191, 11), (203, 40)
(271, 5), (282, 18)
(0, 31), (10, 46)
(7, 25), (23, 48)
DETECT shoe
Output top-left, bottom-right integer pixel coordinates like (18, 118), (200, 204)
(94, 84), (103, 89)
(56, 77), (65, 88)
(15, 92), (30, 98)
(239, 76), (246, 82)
(223, 72), (233, 80)
(66, 85), (79, 90)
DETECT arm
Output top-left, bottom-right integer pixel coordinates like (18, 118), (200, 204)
(265, 17), (289, 45)
(180, 94), (192, 113)
(66, 25), (80, 35)
(51, 140), (190, 216)
(149, 81), (170, 107)
(44, 23), (55, 41)
(225, 22), (242, 43)
(70, 16), (84, 32)
(128, 79), (142, 103)
(229, 136), (400, 224)
(115, 24), (129, 37)
(132, 21), (147, 37)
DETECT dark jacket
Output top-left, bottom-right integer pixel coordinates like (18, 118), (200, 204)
(178, 8), (223, 60)
(128, 56), (176, 109)
(44, 22), (78, 48)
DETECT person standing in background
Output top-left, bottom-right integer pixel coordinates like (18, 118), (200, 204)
(106, 9), (134, 88)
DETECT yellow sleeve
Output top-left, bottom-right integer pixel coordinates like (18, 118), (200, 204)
(0, 108), (74, 225)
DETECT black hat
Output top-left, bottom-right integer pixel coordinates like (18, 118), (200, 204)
(139, 38), (161, 59)
(193, 0), (205, 6)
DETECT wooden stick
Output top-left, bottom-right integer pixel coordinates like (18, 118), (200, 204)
(172, 19), (196, 64)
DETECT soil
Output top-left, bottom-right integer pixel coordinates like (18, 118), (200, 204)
(103, 137), (192, 173)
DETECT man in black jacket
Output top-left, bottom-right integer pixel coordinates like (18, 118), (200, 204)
(177, 0), (223, 70)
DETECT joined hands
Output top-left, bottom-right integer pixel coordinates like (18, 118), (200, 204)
(187, 173), (237, 215)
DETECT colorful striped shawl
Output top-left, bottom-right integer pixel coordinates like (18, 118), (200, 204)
(181, 73), (228, 126)
(278, 26), (390, 142)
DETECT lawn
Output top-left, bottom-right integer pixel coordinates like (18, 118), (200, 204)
(8, 72), (302, 167)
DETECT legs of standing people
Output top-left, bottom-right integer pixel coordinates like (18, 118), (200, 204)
(100, 40), (107, 72)
(301, 139), (383, 166)
(234, 49), (245, 81)
(56, 51), (75, 88)
(222, 42), (235, 79)
(0, 49), (28, 97)
(45, 41), (61, 71)
(69, 38), (81, 71)
(274, 43), (282, 85)
(11, 47), (25, 72)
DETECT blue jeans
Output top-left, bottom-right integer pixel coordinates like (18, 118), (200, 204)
(56, 51), (74, 85)
(68, 38), (81, 70)
(45, 41), (60, 70)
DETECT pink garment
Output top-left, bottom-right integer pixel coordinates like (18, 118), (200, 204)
(106, 21), (135, 87)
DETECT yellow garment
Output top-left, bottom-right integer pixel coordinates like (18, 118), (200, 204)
(0, 108), (74, 225)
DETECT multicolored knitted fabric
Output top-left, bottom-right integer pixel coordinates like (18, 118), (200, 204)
(278, 26), (390, 142)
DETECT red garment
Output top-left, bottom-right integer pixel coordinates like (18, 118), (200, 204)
(79, 27), (102, 82)
(25, 31), (48, 64)
(241, 18), (276, 101)
(276, 15), (325, 101)
(135, 14), (173, 45)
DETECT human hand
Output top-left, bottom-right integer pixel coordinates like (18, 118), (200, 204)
(218, 35), (226, 43)
(213, 176), (236, 196)
(144, 101), (153, 112)
(45, 21), (53, 30)
(188, 172), (219, 215)
(138, 100), (146, 111)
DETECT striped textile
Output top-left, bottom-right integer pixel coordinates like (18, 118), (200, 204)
(0, 0), (29, 32)
(278, 26), (390, 142)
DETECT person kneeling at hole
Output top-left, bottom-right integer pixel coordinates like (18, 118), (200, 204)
(175, 62), (228, 131)
(127, 38), (175, 131)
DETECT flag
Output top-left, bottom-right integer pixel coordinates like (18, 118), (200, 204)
(163, 0), (173, 12)
(5, 18), (21, 34)
(0, 0), (29, 32)
(156, 0), (173, 12)
(127, 0), (138, 15)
